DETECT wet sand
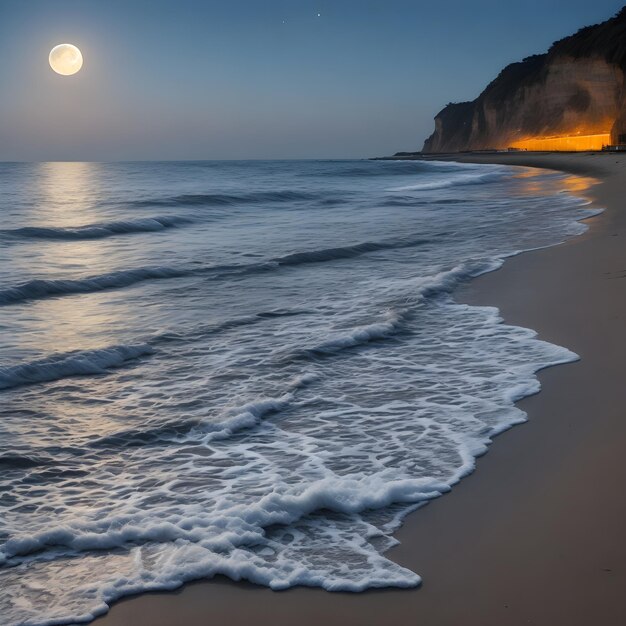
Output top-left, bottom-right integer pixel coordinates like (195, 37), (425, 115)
(91, 152), (626, 626)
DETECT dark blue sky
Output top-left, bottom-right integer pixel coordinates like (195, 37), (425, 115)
(1, 0), (625, 160)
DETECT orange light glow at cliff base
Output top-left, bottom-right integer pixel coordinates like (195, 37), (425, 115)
(510, 133), (611, 152)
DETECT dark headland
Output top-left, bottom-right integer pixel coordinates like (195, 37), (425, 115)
(375, 7), (626, 156)
(424, 7), (626, 153)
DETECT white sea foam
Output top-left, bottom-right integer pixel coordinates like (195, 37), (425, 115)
(0, 296), (580, 625)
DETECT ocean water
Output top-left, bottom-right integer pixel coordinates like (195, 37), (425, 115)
(0, 160), (598, 625)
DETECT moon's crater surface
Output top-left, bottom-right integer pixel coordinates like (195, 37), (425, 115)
(49, 44), (83, 76)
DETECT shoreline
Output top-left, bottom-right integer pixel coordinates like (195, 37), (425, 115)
(90, 152), (626, 626)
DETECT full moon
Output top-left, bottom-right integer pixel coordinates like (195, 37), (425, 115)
(49, 44), (83, 76)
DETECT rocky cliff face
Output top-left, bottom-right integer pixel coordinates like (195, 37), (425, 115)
(423, 8), (626, 152)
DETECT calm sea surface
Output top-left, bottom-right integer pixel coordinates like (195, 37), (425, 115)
(0, 160), (597, 625)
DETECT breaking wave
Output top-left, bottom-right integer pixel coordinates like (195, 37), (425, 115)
(130, 190), (322, 208)
(0, 267), (189, 305)
(388, 168), (507, 192)
(0, 216), (190, 241)
(0, 236), (435, 305)
(0, 344), (154, 390)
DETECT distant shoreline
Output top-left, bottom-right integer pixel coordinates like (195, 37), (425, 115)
(373, 149), (626, 162)
(90, 152), (626, 626)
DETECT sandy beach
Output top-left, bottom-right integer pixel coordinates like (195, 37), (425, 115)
(89, 152), (626, 626)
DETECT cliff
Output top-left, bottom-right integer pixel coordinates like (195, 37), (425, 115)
(423, 7), (626, 153)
